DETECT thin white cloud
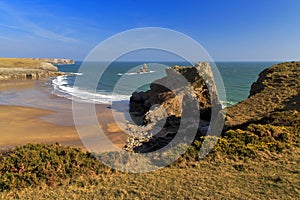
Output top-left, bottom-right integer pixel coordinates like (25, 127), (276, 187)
(18, 18), (78, 43)
(0, 2), (78, 43)
(0, 23), (19, 29)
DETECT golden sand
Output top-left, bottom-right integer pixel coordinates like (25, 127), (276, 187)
(0, 78), (129, 151)
(0, 104), (128, 150)
(0, 105), (80, 146)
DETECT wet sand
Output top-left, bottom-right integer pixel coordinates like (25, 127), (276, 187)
(0, 79), (128, 151)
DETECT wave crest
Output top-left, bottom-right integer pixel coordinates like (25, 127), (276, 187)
(52, 75), (130, 104)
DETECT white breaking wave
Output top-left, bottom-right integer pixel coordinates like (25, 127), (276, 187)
(52, 75), (69, 86)
(117, 70), (155, 76)
(52, 75), (130, 104)
(71, 72), (83, 76)
(220, 100), (236, 108)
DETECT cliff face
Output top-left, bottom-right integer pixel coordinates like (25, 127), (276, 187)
(0, 58), (67, 80)
(129, 62), (217, 125)
(126, 62), (220, 152)
(31, 58), (74, 65)
(225, 61), (300, 127)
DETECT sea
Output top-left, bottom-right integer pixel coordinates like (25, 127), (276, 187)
(52, 61), (279, 107)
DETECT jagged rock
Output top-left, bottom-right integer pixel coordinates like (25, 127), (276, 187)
(140, 91), (149, 101)
(129, 62), (218, 125)
(126, 62), (220, 152)
(131, 92), (141, 102)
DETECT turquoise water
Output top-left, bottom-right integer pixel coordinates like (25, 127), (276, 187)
(53, 61), (278, 106)
(217, 62), (278, 105)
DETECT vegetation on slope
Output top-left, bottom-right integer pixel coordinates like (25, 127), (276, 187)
(226, 61), (300, 126)
(0, 144), (112, 191)
(0, 58), (46, 69)
(0, 140), (299, 199)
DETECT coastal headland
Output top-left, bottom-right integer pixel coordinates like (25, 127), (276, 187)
(0, 58), (73, 80)
(125, 62), (299, 155)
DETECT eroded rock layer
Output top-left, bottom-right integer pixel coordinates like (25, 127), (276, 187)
(0, 58), (68, 80)
(126, 62), (221, 152)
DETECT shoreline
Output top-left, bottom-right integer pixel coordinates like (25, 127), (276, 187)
(0, 78), (128, 151)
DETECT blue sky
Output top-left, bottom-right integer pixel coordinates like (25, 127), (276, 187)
(0, 0), (299, 61)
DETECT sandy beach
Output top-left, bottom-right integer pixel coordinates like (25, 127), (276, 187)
(0, 79), (128, 151)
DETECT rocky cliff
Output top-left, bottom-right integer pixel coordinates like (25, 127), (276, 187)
(126, 62), (221, 152)
(125, 61), (300, 153)
(31, 58), (74, 65)
(0, 58), (67, 80)
(129, 62), (219, 125)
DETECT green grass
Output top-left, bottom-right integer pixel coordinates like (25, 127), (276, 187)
(0, 58), (43, 69)
(0, 144), (299, 199)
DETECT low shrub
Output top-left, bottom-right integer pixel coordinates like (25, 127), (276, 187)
(0, 143), (109, 191)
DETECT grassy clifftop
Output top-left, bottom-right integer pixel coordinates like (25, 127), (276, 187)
(226, 61), (300, 127)
(0, 58), (64, 80)
(0, 58), (73, 68)
(0, 58), (50, 69)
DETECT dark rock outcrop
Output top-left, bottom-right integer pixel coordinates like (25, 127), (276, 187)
(129, 62), (218, 125)
(125, 62), (221, 152)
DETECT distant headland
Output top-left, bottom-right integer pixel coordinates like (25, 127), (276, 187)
(31, 58), (75, 65)
(0, 58), (73, 80)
